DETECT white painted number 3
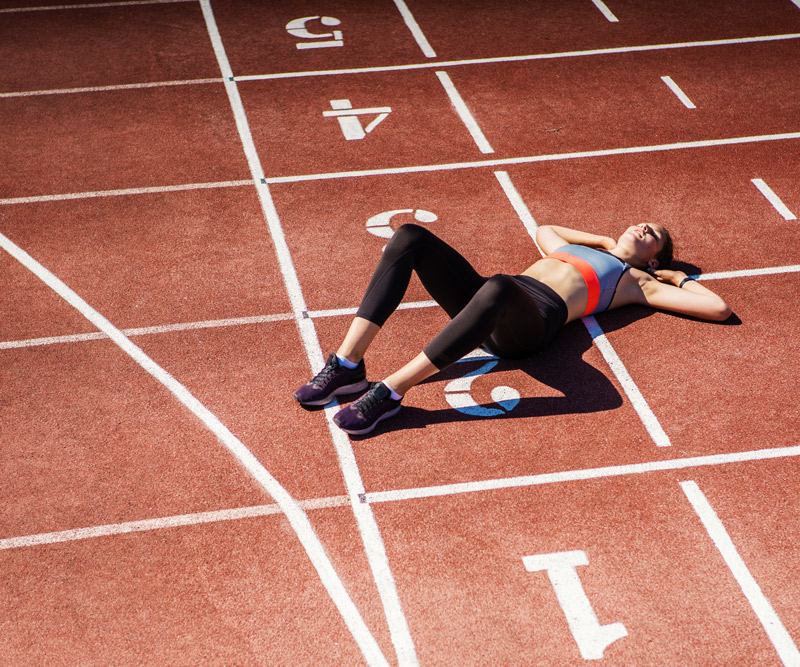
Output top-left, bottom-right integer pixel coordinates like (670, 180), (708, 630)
(523, 551), (627, 660)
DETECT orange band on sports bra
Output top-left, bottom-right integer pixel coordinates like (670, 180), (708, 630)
(547, 251), (600, 317)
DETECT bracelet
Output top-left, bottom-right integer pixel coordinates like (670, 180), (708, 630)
(679, 276), (696, 288)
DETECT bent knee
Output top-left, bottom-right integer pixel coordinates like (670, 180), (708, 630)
(386, 223), (430, 250)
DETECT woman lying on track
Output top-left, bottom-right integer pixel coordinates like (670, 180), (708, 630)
(293, 223), (731, 435)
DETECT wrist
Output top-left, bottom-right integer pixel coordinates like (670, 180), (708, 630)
(678, 276), (696, 288)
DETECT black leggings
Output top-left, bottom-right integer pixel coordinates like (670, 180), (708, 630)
(355, 224), (568, 369)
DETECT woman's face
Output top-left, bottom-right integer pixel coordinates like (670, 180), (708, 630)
(618, 223), (665, 265)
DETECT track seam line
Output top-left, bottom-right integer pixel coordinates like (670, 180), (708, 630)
(495, 170), (671, 447)
(199, 2), (415, 664)
(0, 180), (253, 206)
(263, 131), (800, 184)
(366, 444), (800, 503)
(4, 261), (799, 351)
(0, 78), (223, 99)
(0, 228), (386, 665)
(6, 445), (800, 551)
(235, 33), (800, 81)
(0, 0), (193, 12)
(0, 496), (351, 551)
(681, 481), (800, 666)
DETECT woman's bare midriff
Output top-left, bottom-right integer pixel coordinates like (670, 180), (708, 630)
(522, 257), (589, 323)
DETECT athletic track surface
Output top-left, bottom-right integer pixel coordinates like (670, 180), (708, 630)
(2, 1), (800, 664)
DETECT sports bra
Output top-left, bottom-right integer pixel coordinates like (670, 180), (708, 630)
(546, 245), (631, 316)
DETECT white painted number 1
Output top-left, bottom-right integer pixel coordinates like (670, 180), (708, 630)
(523, 551), (627, 660)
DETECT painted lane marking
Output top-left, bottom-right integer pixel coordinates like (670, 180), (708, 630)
(264, 131), (800, 184)
(392, 0), (436, 58)
(661, 75), (697, 109)
(366, 209), (437, 238)
(286, 15), (343, 50)
(199, 2), (416, 664)
(681, 481), (800, 666)
(7, 445), (800, 552)
(435, 71), (494, 154)
(0, 180), (253, 206)
(583, 317), (671, 447)
(323, 99), (392, 140)
(752, 178), (797, 220)
(792, 0), (800, 10)
(0, 228), (386, 666)
(0, 0), (191, 13)
(3, 263), (798, 351)
(591, 0), (619, 23)
(495, 170), (671, 447)
(523, 551), (627, 660)
(445, 359), (521, 417)
(0, 78), (223, 99)
(365, 444), (800, 504)
(0, 496), (351, 551)
(237, 34), (800, 82)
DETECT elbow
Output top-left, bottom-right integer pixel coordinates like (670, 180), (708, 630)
(710, 300), (732, 322)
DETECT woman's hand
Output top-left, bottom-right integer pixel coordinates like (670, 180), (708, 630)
(652, 269), (687, 286)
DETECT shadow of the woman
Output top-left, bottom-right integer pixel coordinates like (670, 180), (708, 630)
(354, 321), (629, 437)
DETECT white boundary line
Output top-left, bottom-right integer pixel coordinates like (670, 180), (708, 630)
(6, 444), (800, 552)
(661, 75), (697, 109)
(681, 481), (800, 666)
(0, 496), (350, 551)
(752, 178), (797, 220)
(366, 444), (800, 504)
(494, 170), (671, 447)
(436, 71), (494, 154)
(0, 0), (192, 12)
(264, 132), (800, 184)
(236, 33), (800, 82)
(0, 229), (387, 666)
(391, 0), (436, 58)
(591, 0), (619, 22)
(0, 78), (222, 99)
(3, 264), (799, 352)
(199, 2), (416, 664)
(0, 180), (252, 206)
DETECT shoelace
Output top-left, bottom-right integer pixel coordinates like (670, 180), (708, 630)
(311, 360), (338, 387)
(355, 385), (384, 416)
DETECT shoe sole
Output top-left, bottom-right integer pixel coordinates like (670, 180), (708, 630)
(293, 379), (369, 407)
(336, 405), (402, 435)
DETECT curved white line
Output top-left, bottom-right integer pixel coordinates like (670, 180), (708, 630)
(0, 231), (389, 667)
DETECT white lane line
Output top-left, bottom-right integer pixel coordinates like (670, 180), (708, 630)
(0, 496), (351, 551)
(0, 0), (192, 12)
(435, 71), (494, 154)
(791, 0), (800, 10)
(752, 179), (797, 221)
(681, 481), (800, 666)
(497, 170), (671, 446)
(265, 131), (800, 184)
(0, 314), (295, 350)
(239, 33), (800, 82)
(200, 2), (414, 664)
(0, 78), (222, 99)
(4, 264), (800, 352)
(583, 317), (672, 446)
(591, 0), (619, 22)
(0, 228), (386, 666)
(392, 0), (436, 58)
(366, 444), (800, 504)
(0, 180), (253, 206)
(661, 75), (696, 109)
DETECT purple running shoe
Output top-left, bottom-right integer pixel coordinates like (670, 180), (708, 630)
(293, 354), (368, 406)
(333, 382), (402, 435)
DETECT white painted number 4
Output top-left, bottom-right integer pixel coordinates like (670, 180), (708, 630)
(523, 551), (627, 660)
(324, 99), (392, 141)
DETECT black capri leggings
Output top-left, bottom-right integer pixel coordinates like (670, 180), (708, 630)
(355, 224), (568, 369)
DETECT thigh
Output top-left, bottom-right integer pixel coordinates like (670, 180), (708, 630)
(410, 226), (487, 318)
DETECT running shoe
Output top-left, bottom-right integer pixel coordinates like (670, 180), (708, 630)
(293, 354), (368, 406)
(333, 382), (402, 435)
